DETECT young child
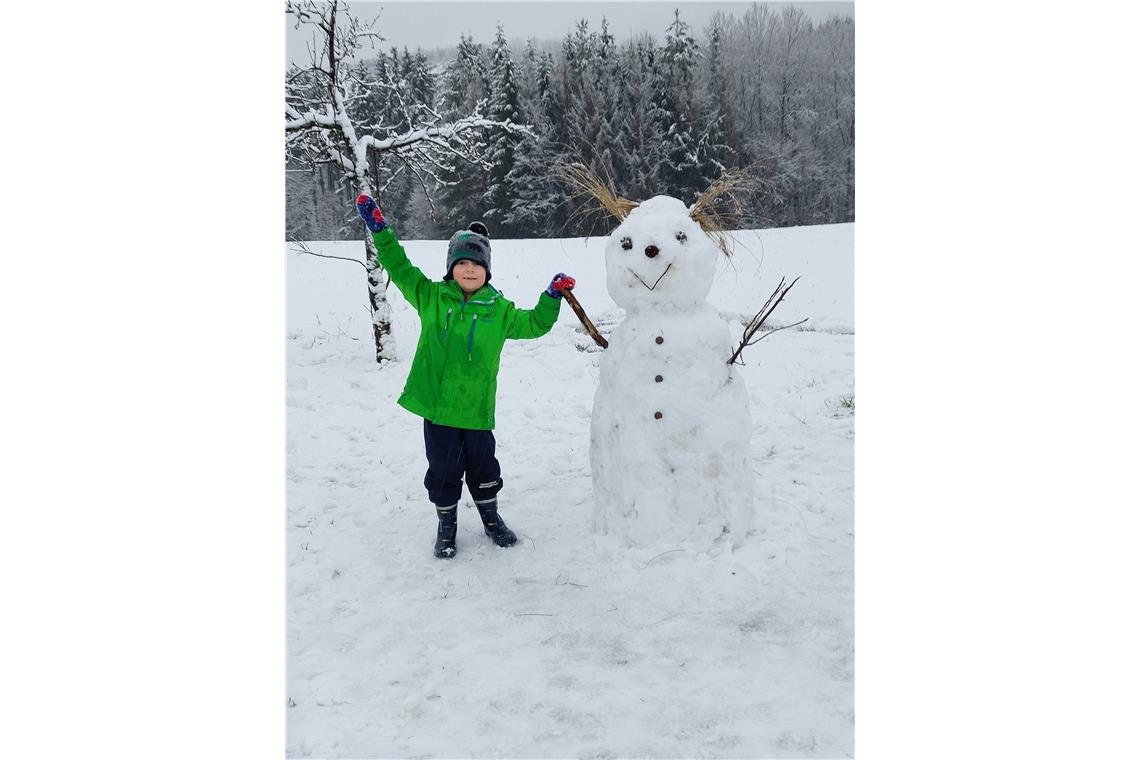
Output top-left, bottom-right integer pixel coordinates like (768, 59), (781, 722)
(355, 194), (576, 559)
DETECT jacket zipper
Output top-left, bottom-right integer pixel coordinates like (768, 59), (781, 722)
(466, 314), (478, 361)
(440, 308), (453, 342)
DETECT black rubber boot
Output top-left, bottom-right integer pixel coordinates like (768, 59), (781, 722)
(475, 499), (517, 547)
(434, 505), (457, 559)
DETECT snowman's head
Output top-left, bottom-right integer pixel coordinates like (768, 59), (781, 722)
(604, 195), (718, 313)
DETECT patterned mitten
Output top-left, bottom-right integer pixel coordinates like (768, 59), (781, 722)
(355, 194), (389, 233)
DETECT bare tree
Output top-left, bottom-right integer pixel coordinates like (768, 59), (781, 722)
(285, 0), (533, 365)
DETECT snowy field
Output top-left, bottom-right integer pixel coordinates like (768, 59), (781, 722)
(287, 224), (854, 758)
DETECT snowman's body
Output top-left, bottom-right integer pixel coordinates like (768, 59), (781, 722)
(590, 196), (754, 548)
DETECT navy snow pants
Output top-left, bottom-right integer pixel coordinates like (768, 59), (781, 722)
(422, 419), (504, 508)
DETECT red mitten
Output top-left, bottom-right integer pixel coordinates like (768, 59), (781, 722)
(546, 273), (576, 297)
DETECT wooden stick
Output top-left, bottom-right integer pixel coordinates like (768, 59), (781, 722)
(560, 289), (609, 349)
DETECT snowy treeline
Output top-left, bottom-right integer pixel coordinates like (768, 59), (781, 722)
(286, 4), (854, 240)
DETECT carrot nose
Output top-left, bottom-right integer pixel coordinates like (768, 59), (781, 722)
(645, 245), (659, 258)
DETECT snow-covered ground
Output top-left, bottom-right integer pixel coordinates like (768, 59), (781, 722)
(287, 224), (854, 758)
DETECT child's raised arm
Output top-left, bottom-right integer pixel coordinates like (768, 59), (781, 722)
(356, 194), (433, 310)
(505, 273), (576, 340)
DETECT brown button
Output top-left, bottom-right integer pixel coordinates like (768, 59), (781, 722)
(654, 411), (663, 419)
(655, 336), (664, 344)
(655, 375), (663, 383)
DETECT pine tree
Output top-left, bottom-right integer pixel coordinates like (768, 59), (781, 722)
(409, 50), (436, 108)
(555, 19), (626, 236)
(654, 10), (705, 203)
(484, 25), (523, 236)
(505, 44), (560, 236)
(590, 18), (622, 203)
(695, 111), (730, 189)
(436, 35), (491, 233)
(564, 21), (598, 165)
(703, 14), (743, 164)
(615, 35), (664, 202)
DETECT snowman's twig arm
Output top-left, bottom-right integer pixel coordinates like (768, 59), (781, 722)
(727, 277), (802, 365)
(747, 317), (810, 345)
(561, 290), (609, 349)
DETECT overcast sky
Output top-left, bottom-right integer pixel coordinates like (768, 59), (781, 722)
(286, 1), (853, 66)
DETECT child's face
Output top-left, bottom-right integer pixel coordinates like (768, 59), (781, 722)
(452, 259), (487, 294)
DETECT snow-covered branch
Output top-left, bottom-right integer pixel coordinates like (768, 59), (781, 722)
(286, 1), (534, 196)
(360, 116), (533, 153)
(287, 106), (532, 191)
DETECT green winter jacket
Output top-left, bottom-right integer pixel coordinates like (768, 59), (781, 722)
(372, 227), (562, 430)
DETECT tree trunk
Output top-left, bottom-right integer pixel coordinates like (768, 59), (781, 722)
(364, 236), (396, 365)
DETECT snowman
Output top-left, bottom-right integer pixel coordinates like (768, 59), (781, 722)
(589, 193), (754, 550)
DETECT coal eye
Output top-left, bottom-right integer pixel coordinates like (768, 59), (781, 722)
(675, 231), (687, 243)
(620, 237), (633, 250)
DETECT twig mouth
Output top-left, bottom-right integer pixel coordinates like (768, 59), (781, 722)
(630, 262), (673, 291)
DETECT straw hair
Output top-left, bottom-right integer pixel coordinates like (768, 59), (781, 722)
(554, 161), (764, 257)
(687, 166), (767, 257)
(553, 162), (639, 228)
